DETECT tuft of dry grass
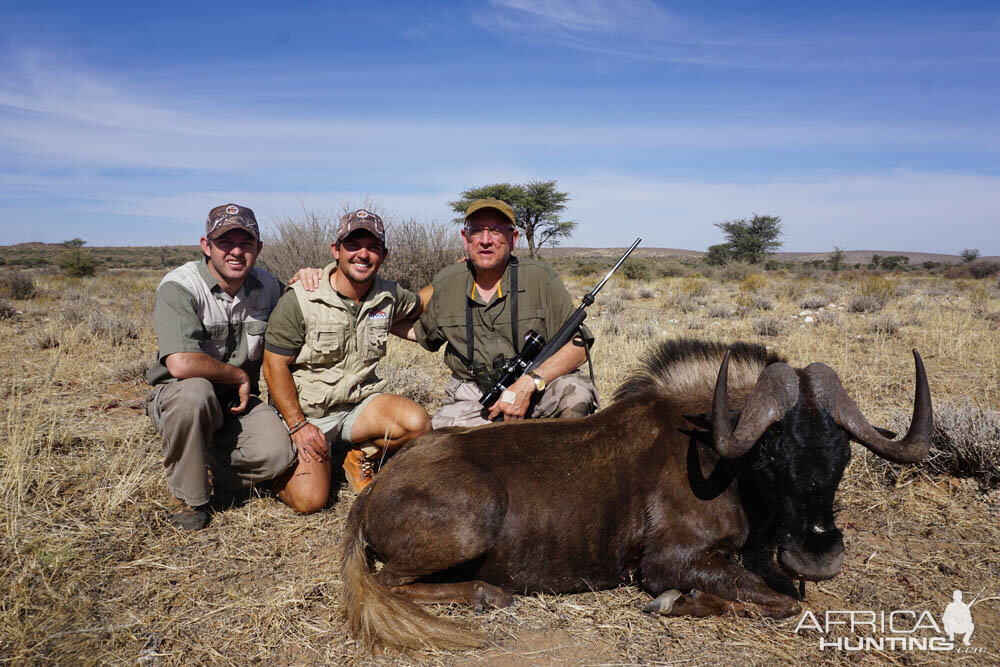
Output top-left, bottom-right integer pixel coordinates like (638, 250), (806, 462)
(3, 268), (1000, 664)
(752, 315), (785, 336)
(872, 399), (1000, 490)
(800, 292), (831, 309)
(849, 275), (896, 312)
(0, 269), (38, 300)
(867, 313), (902, 335)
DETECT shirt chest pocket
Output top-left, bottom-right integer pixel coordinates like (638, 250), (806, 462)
(515, 306), (547, 340)
(201, 323), (229, 359)
(245, 320), (268, 361)
(364, 319), (389, 361)
(312, 325), (347, 361)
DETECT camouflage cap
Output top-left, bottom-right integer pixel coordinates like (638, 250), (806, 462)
(337, 209), (386, 245)
(464, 198), (516, 227)
(205, 203), (260, 241)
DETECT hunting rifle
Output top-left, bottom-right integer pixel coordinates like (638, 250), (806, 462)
(479, 238), (642, 407)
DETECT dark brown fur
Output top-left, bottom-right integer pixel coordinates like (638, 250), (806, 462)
(340, 339), (923, 650)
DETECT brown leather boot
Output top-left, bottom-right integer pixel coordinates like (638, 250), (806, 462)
(342, 446), (381, 493)
(166, 495), (210, 530)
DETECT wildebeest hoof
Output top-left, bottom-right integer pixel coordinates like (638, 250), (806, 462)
(472, 582), (514, 611)
(643, 589), (683, 615)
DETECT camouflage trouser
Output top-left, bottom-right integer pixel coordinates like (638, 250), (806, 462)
(430, 369), (600, 429)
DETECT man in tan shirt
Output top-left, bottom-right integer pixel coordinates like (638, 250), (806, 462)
(146, 203), (329, 530)
(262, 210), (430, 492)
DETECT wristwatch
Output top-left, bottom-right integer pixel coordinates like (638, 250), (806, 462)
(527, 371), (546, 392)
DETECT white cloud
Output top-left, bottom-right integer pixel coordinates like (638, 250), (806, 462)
(1, 53), (997, 253)
(486, 0), (673, 34)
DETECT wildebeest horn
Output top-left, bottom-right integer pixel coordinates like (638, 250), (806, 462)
(805, 350), (932, 464)
(712, 351), (800, 459)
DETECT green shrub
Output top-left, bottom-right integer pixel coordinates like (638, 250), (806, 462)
(55, 248), (98, 277)
(621, 259), (650, 281)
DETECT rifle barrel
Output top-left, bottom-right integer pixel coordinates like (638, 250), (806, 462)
(589, 238), (642, 299)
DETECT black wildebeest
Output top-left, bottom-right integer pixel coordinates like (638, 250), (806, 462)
(341, 339), (932, 650)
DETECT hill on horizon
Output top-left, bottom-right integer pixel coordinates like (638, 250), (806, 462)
(2, 242), (996, 270)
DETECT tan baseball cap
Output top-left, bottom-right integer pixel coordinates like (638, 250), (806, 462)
(336, 209), (386, 245)
(464, 198), (516, 227)
(205, 203), (260, 240)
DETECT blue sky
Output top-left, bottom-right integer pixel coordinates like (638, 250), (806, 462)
(1, 1), (998, 253)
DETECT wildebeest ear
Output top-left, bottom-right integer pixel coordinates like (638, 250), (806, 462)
(683, 411), (740, 430)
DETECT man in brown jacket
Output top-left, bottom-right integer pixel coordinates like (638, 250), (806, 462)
(262, 210), (430, 492)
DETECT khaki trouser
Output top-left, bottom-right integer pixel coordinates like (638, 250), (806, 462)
(146, 378), (297, 507)
(431, 369), (599, 429)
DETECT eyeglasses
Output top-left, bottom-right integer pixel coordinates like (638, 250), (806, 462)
(465, 224), (514, 239)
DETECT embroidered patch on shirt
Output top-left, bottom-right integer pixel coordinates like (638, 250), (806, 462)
(368, 310), (389, 320)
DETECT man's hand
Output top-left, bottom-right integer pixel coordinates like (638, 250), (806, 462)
(164, 352), (252, 412)
(231, 369), (251, 414)
(291, 423), (329, 464)
(288, 267), (324, 291)
(487, 374), (535, 420)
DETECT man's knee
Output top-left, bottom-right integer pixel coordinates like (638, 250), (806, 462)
(400, 401), (431, 438)
(163, 378), (220, 419)
(277, 462), (330, 514)
(557, 400), (594, 419)
(431, 400), (489, 429)
(537, 374), (598, 419)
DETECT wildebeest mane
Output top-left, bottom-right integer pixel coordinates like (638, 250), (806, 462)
(612, 338), (784, 407)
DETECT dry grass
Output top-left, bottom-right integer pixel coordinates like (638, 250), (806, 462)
(2, 268), (999, 664)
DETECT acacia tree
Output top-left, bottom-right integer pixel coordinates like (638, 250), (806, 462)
(449, 180), (577, 258)
(961, 248), (981, 263)
(712, 214), (783, 264)
(828, 246), (846, 274)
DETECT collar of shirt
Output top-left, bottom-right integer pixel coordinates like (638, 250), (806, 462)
(197, 257), (261, 303)
(308, 261), (392, 313)
(467, 257), (515, 307)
